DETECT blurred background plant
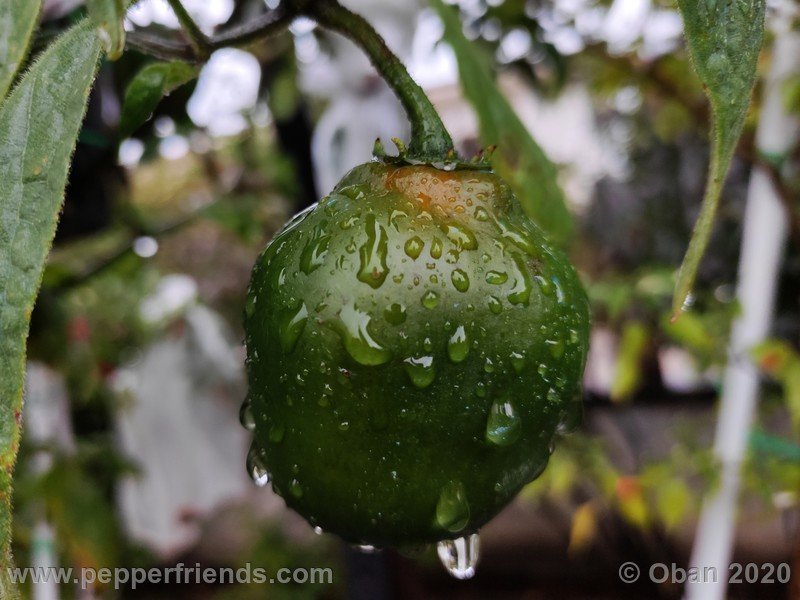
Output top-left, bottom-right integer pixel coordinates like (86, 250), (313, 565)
(11, 0), (800, 598)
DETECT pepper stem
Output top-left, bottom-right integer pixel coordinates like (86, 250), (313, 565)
(306, 0), (457, 163)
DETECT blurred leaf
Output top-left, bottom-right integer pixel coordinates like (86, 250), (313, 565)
(87, 0), (126, 60)
(0, 0), (41, 101)
(40, 459), (120, 568)
(119, 61), (199, 138)
(615, 476), (648, 528)
(610, 322), (649, 402)
(672, 0), (765, 317)
(661, 311), (716, 356)
(0, 20), (100, 566)
(568, 501), (597, 556)
(752, 340), (800, 432)
(431, 0), (573, 246)
(655, 479), (691, 531)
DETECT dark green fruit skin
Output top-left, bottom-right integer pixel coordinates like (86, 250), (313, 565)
(244, 162), (590, 547)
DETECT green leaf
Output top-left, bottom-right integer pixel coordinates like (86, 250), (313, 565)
(672, 0), (766, 317)
(119, 61), (199, 138)
(610, 322), (649, 402)
(0, 21), (101, 565)
(0, 0), (41, 101)
(87, 0), (127, 60)
(431, 0), (573, 246)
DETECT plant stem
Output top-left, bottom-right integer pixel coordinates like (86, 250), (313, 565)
(305, 0), (456, 163)
(210, 7), (296, 49)
(166, 0), (211, 59)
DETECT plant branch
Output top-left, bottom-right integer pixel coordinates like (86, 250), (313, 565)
(127, 5), (296, 61)
(166, 0), (211, 59)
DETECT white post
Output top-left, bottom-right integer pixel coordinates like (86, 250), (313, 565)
(686, 4), (800, 599)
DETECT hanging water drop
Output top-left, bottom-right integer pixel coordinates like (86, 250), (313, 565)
(451, 269), (470, 292)
(430, 237), (443, 259)
(357, 214), (389, 288)
(447, 325), (469, 363)
(485, 400), (521, 446)
(384, 302), (407, 325)
(269, 422), (285, 443)
(278, 303), (309, 353)
(300, 230), (331, 274)
(334, 303), (392, 365)
(404, 356), (436, 388)
(437, 534), (480, 580)
(421, 291), (439, 309)
(507, 254), (532, 305)
(246, 444), (270, 487)
(435, 481), (470, 532)
(239, 398), (255, 431)
(404, 236), (424, 259)
(485, 271), (508, 285)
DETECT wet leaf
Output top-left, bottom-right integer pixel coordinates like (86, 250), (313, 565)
(0, 21), (101, 564)
(119, 60), (199, 138)
(87, 0), (126, 60)
(0, 0), (41, 101)
(431, 0), (573, 246)
(673, 0), (766, 317)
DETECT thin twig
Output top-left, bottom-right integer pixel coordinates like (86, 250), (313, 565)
(165, 0), (211, 59)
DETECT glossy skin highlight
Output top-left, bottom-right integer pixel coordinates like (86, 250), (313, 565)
(244, 162), (590, 547)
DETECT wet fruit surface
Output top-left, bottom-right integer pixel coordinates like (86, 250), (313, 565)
(243, 162), (590, 547)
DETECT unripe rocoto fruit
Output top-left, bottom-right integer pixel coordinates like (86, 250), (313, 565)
(243, 161), (589, 547)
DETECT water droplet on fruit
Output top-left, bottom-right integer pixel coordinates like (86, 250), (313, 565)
(300, 231), (330, 274)
(485, 271), (507, 285)
(279, 303), (308, 353)
(246, 444), (270, 487)
(534, 275), (554, 297)
(484, 358), (495, 373)
(245, 294), (257, 318)
(486, 400), (521, 446)
(357, 214), (389, 288)
(239, 398), (255, 431)
(437, 534), (479, 580)
(313, 526), (324, 535)
(435, 481), (470, 532)
(547, 387), (560, 405)
(404, 356), (435, 388)
(451, 269), (470, 292)
(269, 422), (285, 443)
(405, 236), (424, 259)
(441, 223), (477, 250)
(431, 237), (443, 259)
(447, 325), (469, 363)
(510, 351), (526, 373)
(384, 303), (407, 325)
(488, 296), (503, 314)
(474, 207), (490, 222)
(507, 255), (532, 305)
(338, 420), (350, 432)
(546, 336), (565, 359)
(445, 249), (460, 264)
(335, 303), (392, 365)
(289, 479), (303, 498)
(421, 291), (439, 309)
